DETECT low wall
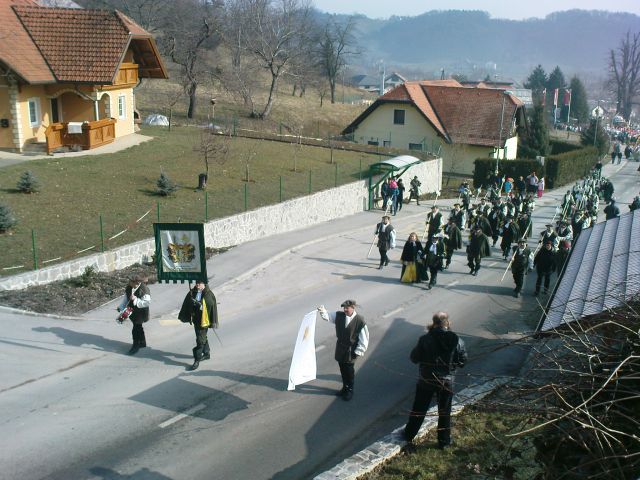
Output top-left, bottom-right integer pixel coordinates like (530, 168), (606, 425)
(0, 158), (442, 291)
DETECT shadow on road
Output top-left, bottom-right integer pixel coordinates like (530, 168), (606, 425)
(303, 256), (378, 269)
(89, 466), (173, 479)
(31, 326), (191, 367)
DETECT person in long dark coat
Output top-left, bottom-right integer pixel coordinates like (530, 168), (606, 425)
(517, 212), (533, 240)
(178, 280), (219, 370)
(424, 235), (446, 289)
(400, 232), (424, 282)
(510, 239), (531, 298)
(604, 199), (620, 220)
(117, 275), (150, 355)
(534, 241), (557, 295)
(467, 226), (491, 275)
(375, 215), (396, 269)
(443, 217), (462, 269)
(500, 216), (520, 259)
(426, 205), (443, 242)
(403, 312), (467, 448)
(488, 204), (503, 247)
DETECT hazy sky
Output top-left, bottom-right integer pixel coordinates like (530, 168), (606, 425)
(312, 0), (640, 20)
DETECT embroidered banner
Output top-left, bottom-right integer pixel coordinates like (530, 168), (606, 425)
(154, 223), (208, 283)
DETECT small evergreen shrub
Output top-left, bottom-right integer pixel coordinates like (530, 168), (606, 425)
(156, 172), (177, 196)
(0, 203), (17, 233)
(16, 171), (40, 193)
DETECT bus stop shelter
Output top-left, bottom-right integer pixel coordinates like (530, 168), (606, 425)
(367, 155), (423, 210)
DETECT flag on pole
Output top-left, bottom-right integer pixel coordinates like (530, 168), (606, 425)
(563, 89), (572, 106)
(541, 88), (547, 105)
(553, 88), (559, 107)
(287, 310), (317, 391)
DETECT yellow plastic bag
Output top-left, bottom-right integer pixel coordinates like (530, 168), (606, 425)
(200, 299), (210, 328)
(401, 262), (417, 283)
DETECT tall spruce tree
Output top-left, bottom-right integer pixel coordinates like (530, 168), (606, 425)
(546, 66), (566, 90)
(580, 118), (609, 156)
(523, 103), (550, 157)
(524, 64), (548, 105)
(569, 76), (589, 124)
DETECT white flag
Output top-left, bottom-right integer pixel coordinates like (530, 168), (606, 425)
(287, 310), (317, 391)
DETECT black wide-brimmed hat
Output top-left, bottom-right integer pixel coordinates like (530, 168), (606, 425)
(341, 299), (357, 308)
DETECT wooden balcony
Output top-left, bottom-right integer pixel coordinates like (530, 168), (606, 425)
(101, 62), (139, 90)
(45, 118), (117, 154)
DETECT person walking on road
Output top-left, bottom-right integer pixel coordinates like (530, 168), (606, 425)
(396, 178), (406, 212)
(443, 217), (462, 269)
(375, 215), (396, 269)
(604, 198), (621, 220)
(400, 232), (424, 283)
(510, 239), (531, 298)
(117, 275), (150, 355)
(534, 241), (557, 296)
(424, 234), (446, 289)
(318, 300), (369, 401)
(410, 176), (421, 205)
(403, 312), (467, 449)
(425, 205), (443, 242)
(178, 280), (219, 370)
(467, 226), (491, 276)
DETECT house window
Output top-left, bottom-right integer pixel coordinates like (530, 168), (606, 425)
(408, 143), (423, 151)
(118, 95), (126, 119)
(27, 98), (41, 127)
(368, 140), (379, 146)
(383, 140), (391, 147)
(393, 109), (405, 125)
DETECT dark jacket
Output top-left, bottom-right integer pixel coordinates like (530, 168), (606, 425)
(401, 240), (424, 262)
(534, 247), (557, 274)
(604, 202), (620, 219)
(426, 211), (443, 235)
(444, 223), (462, 250)
(410, 327), (467, 383)
(376, 223), (394, 250)
(468, 231), (491, 257)
(424, 240), (446, 268)
(511, 246), (531, 274)
(334, 311), (366, 364)
(127, 283), (150, 324)
(178, 286), (219, 328)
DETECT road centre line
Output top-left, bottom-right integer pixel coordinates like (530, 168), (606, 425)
(159, 403), (206, 429)
(315, 345), (326, 352)
(446, 280), (459, 287)
(382, 307), (403, 318)
(487, 262), (497, 267)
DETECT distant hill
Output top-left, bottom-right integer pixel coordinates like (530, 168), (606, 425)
(335, 9), (640, 81)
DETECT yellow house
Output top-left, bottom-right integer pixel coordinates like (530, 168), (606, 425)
(0, 0), (167, 153)
(342, 80), (527, 175)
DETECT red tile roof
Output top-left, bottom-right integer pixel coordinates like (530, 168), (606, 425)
(0, 0), (56, 83)
(0, 1), (166, 84)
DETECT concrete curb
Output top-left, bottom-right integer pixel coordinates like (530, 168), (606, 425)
(314, 377), (511, 480)
(0, 304), (84, 321)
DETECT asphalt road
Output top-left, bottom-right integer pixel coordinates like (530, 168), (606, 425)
(0, 159), (637, 480)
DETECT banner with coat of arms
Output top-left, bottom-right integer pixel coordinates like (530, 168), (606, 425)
(153, 223), (208, 283)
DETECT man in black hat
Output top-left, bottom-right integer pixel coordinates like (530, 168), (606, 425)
(556, 220), (573, 273)
(374, 215), (396, 269)
(500, 215), (520, 260)
(178, 280), (219, 370)
(117, 275), (151, 355)
(426, 205), (443, 241)
(409, 175), (421, 204)
(467, 226), (491, 275)
(540, 224), (559, 250)
(517, 212), (532, 240)
(443, 217), (462, 269)
(318, 300), (369, 401)
(510, 239), (531, 298)
(488, 203), (503, 246)
(424, 234), (446, 289)
(604, 198), (621, 220)
(534, 241), (557, 295)
(449, 203), (465, 230)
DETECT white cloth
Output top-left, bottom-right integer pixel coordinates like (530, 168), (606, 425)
(287, 310), (318, 391)
(67, 122), (83, 134)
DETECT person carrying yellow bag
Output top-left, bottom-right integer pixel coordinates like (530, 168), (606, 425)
(178, 280), (219, 370)
(400, 232), (423, 283)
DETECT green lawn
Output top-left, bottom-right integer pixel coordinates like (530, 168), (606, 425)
(0, 126), (380, 274)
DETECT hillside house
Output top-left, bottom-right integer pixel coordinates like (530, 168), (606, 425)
(0, 0), (167, 153)
(342, 80), (526, 175)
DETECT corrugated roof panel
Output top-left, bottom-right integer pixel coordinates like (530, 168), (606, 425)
(563, 225), (602, 320)
(604, 214), (632, 310)
(625, 212), (640, 302)
(582, 219), (617, 316)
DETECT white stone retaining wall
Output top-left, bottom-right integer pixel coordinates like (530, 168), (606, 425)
(0, 158), (442, 291)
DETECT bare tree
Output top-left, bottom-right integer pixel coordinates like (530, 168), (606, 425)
(157, 0), (222, 119)
(77, 0), (171, 32)
(198, 129), (230, 187)
(608, 31), (640, 121)
(316, 15), (359, 104)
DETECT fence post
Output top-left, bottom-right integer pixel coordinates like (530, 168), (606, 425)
(31, 229), (38, 270)
(308, 170), (312, 194)
(279, 123), (283, 135)
(335, 163), (338, 187)
(99, 215), (105, 252)
(279, 176), (283, 202)
(244, 183), (248, 211)
(157, 201), (160, 223)
(205, 191), (209, 222)
(168, 108), (172, 132)
(359, 158), (363, 180)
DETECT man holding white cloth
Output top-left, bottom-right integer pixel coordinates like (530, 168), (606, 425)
(318, 300), (369, 401)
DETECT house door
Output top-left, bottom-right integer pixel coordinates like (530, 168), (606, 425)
(50, 98), (60, 123)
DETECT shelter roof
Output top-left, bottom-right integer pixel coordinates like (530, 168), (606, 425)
(370, 155), (422, 171)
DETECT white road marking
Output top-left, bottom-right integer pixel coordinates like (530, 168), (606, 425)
(487, 262), (497, 267)
(382, 307), (403, 318)
(159, 319), (182, 326)
(159, 403), (206, 429)
(447, 280), (459, 287)
(315, 345), (326, 352)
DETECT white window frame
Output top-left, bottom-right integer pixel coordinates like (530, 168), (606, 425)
(117, 94), (126, 119)
(27, 98), (41, 127)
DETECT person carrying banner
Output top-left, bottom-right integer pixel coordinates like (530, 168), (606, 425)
(117, 275), (151, 355)
(317, 300), (369, 401)
(403, 312), (467, 448)
(178, 280), (219, 370)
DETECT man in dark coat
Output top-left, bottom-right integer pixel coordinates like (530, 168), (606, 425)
(426, 205), (443, 242)
(117, 275), (150, 355)
(443, 217), (462, 269)
(403, 312), (467, 448)
(517, 212), (533, 240)
(471, 210), (492, 237)
(375, 215), (396, 269)
(510, 239), (531, 298)
(424, 235), (446, 289)
(500, 216), (520, 259)
(539, 224), (559, 250)
(629, 194), (640, 212)
(178, 280), (219, 370)
(604, 198), (621, 220)
(467, 226), (491, 275)
(488, 204), (503, 246)
(534, 241), (557, 295)
(318, 300), (369, 401)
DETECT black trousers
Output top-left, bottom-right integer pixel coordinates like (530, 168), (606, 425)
(445, 251), (453, 266)
(513, 271), (525, 293)
(428, 266), (439, 285)
(131, 323), (146, 347)
(536, 271), (552, 292)
(338, 361), (355, 391)
(379, 248), (389, 267)
(467, 254), (481, 272)
(404, 378), (454, 446)
(193, 324), (210, 360)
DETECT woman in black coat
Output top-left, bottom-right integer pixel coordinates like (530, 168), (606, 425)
(400, 232), (423, 282)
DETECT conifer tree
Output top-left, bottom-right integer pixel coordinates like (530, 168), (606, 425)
(0, 203), (17, 233)
(581, 118), (610, 156)
(156, 172), (177, 196)
(522, 103), (550, 158)
(16, 170), (40, 193)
